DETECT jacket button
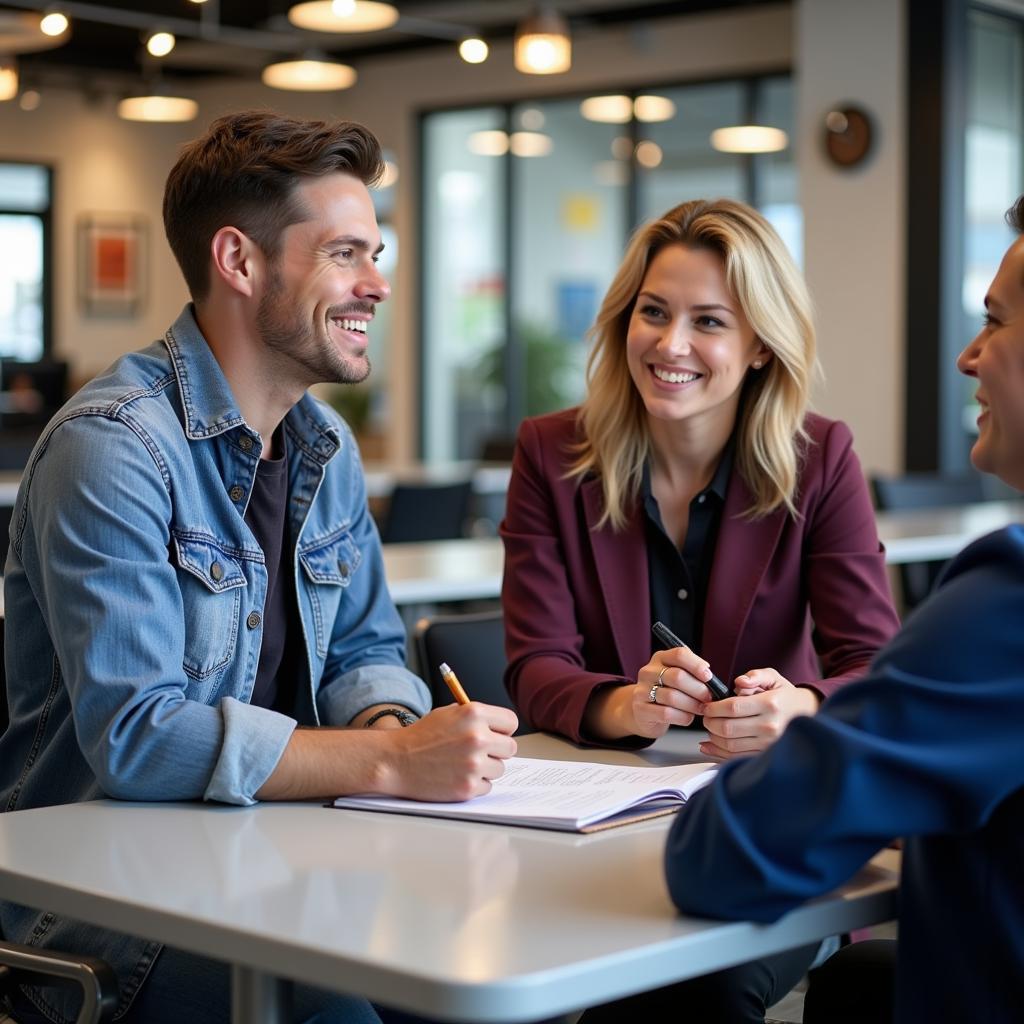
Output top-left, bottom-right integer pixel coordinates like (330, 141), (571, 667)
(210, 561), (224, 582)
(229, 485), (245, 502)
(246, 611), (262, 629)
(239, 436), (254, 452)
(338, 560), (350, 578)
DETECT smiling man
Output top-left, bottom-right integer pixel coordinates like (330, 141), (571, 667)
(0, 111), (517, 1024)
(663, 194), (1024, 1022)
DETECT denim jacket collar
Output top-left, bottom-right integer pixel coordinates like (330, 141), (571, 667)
(163, 304), (342, 465)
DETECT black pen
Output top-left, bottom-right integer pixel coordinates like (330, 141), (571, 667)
(651, 621), (731, 701)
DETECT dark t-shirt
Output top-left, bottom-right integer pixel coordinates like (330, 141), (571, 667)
(244, 429), (300, 715)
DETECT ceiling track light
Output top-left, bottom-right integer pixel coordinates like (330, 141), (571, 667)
(145, 30), (176, 58)
(458, 37), (488, 64)
(514, 6), (571, 75)
(39, 9), (69, 37)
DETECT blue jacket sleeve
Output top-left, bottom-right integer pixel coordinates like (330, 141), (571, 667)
(664, 526), (1024, 922)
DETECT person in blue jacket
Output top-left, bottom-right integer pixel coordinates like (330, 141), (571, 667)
(1, 110), (517, 1024)
(662, 192), (1024, 1022)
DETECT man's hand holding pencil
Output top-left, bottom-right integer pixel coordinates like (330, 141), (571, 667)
(378, 662), (518, 803)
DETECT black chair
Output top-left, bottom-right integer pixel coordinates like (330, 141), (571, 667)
(0, 628), (119, 1023)
(870, 472), (988, 611)
(0, 620), (5, 736)
(0, 504), (12, 571)
(0, 942), (119, 1023)
(379, 480), (473, 543)
(414, 609), (532, 734)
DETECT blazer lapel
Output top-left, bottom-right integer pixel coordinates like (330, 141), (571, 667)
(702, 474), (788, 684)
(581, 477), (651, 678)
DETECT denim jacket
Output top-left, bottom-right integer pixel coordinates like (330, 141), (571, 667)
(0, 306), (428, 1020)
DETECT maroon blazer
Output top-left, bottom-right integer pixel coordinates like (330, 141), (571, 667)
(500, 408), (901, 744)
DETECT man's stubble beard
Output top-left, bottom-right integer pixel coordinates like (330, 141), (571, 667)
(255, 268), (372, 387)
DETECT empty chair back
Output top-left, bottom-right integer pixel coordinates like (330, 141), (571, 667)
(0, 619), (5, 736)
(870, 473), (987, 512)
(414, 609), (532, 734)
(870, 472), (989, 611)
(380, 480), (473, 543)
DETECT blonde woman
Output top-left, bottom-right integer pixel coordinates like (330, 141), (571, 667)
(500, 199), (900, 1017)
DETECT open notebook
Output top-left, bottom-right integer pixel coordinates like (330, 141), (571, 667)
(331, 756), (718, 833)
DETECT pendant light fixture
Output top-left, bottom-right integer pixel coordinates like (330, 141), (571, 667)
(287, 1), (398, 33)
(514, 6), (571, 75)
(262, 55), (356, 91)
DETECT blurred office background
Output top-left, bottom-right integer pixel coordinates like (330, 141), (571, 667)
(0, 0), (1021, 482)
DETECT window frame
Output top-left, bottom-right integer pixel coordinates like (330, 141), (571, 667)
(0, 160), (55, 362)
(416, 69), (793, 461)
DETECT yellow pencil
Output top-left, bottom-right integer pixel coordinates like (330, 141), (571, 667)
(438, 662), (471, 705)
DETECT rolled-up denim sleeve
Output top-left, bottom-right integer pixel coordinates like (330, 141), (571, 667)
(19, 415), (293, 805)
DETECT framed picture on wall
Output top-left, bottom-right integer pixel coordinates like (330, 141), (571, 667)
(78, 213), (146, 316)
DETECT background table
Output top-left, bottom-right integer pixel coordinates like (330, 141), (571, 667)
(380, 500), (1024, 609)
(874, 499), (1022, 563)
(0, 730), (899, 1024)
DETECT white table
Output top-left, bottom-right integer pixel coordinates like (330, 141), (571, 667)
(0, 730), (899, 1024)
(383, 537), (503, 606)
(875, 500), (1022, 563)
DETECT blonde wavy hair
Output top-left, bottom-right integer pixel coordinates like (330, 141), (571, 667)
(569, 198), (818, 529)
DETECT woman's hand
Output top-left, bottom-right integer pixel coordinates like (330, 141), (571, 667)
(699, 668), (820, 758)
(582, 645), (720, 741)
(627, 647), (721, 739)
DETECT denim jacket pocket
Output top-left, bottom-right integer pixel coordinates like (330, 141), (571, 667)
(172, 532), (247, 682)
(298, 528), (362, 658)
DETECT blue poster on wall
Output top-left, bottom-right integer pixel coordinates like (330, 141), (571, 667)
(557, 281), (598, 342)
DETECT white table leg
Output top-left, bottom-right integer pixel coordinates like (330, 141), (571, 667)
(231, 964), (291, 1024)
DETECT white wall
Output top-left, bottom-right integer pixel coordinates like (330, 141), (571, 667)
(0, 0), (908, 472)
(796, 0), (906, 474)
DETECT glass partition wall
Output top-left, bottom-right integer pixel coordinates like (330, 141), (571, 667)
(962, 9), (1024, 460)
(419, 75), (796, 462)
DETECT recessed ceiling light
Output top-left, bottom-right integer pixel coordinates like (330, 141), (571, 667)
(634, 95), (675, 123)
(580, 95), (631, 124)
(710, 125), (788, 153)
(467, 130), (509, 157)
(510, 131), (552, 157)
(635, 140), (663, 168)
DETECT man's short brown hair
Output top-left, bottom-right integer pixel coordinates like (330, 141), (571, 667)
(1007, 194), (1024, 235)
(163, 110), (384, 301)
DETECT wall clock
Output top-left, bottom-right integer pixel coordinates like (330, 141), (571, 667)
(824, 106), (874, 168)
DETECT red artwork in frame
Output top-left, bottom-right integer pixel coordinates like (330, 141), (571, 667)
(78, 214), (146, 316)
